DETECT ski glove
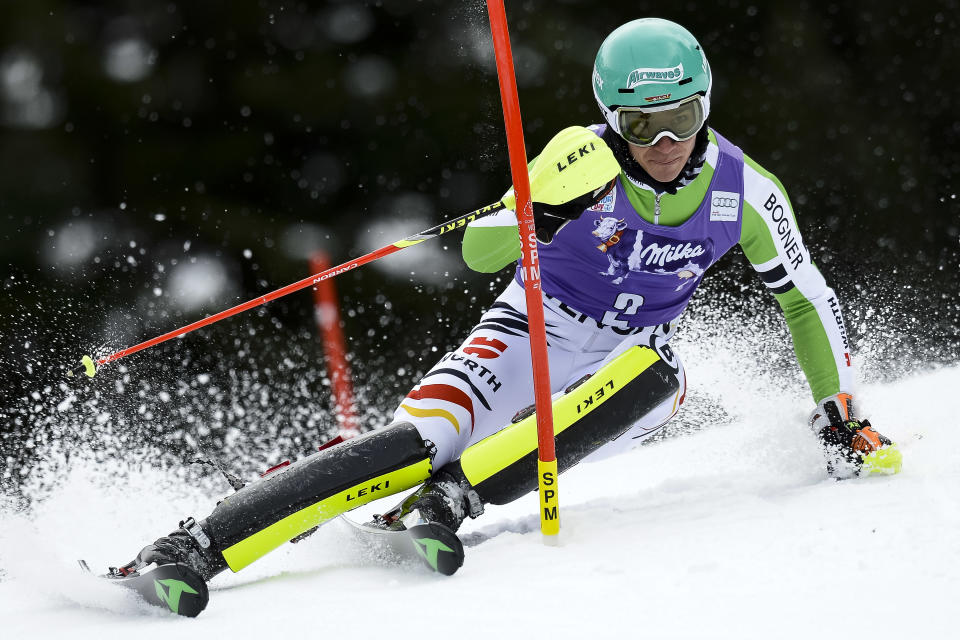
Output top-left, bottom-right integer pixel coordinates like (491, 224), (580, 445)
(809, 392), (901, 478)
(533, 178), (616, 244)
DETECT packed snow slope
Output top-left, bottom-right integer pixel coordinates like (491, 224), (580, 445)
(1, 360), (957, 639)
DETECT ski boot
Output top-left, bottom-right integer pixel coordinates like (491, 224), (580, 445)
(373, 466), (484, 532)
(111, 517), (227, 582)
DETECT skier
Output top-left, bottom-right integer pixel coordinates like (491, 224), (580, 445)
(114, 18), (901, 590)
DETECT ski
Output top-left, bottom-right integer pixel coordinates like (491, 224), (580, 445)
(78, 559), (209, 617)
(340, 515), (465, 576)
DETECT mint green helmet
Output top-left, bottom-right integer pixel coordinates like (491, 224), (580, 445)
(593, 18), (712, 144)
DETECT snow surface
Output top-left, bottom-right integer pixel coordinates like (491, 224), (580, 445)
(2, 364), (958, 639)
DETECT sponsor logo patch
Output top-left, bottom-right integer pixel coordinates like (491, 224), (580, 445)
(587, 188), (617, 213)
(710, 190), (740, 222)
(437, 353), (503, 393)
(763, 192), (804, 269)
(463, 337), (508, 359)
(626, 64), (684, 89)
(644, 93), (672, 102)
(827, 295), (850, 352)
(593, 66), (603, 90)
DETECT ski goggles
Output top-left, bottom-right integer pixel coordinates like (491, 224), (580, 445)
(614, 94), (706, 147)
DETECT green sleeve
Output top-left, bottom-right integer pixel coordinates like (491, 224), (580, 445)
(774, 280), (842, 402)
(461, 156), (542, 273)
(462, 224), (521, 272)
(739, 156), (846, 403)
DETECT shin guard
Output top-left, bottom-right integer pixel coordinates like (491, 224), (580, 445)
(201, 422), (434, 572)
(455, 346), (679, 505)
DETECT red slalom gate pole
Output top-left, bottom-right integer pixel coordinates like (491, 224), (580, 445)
(485, 0), (560, 539)
(310, 251), (360, 437)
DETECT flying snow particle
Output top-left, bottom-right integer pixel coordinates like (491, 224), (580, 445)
(104, 38), (156, 82)
(167, 256), (234, 312)
(323, 5), (374, 44)
(42, 220), (100, 269)
(343, 56), (396, 98)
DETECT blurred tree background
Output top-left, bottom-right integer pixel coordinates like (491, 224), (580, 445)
(1, 0), (958, 496)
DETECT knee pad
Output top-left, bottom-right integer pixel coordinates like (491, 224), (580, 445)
(202, 422), (435, 572)
(454, 346), (679, 505)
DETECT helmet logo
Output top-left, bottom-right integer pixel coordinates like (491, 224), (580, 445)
(593, 67), (603, 90)
(626, 64), (684, 89)
(644, 93), (672, 102)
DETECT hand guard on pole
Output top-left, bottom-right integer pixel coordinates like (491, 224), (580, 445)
(534, 178), (616, 244)
(500, 126), (620, 244)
